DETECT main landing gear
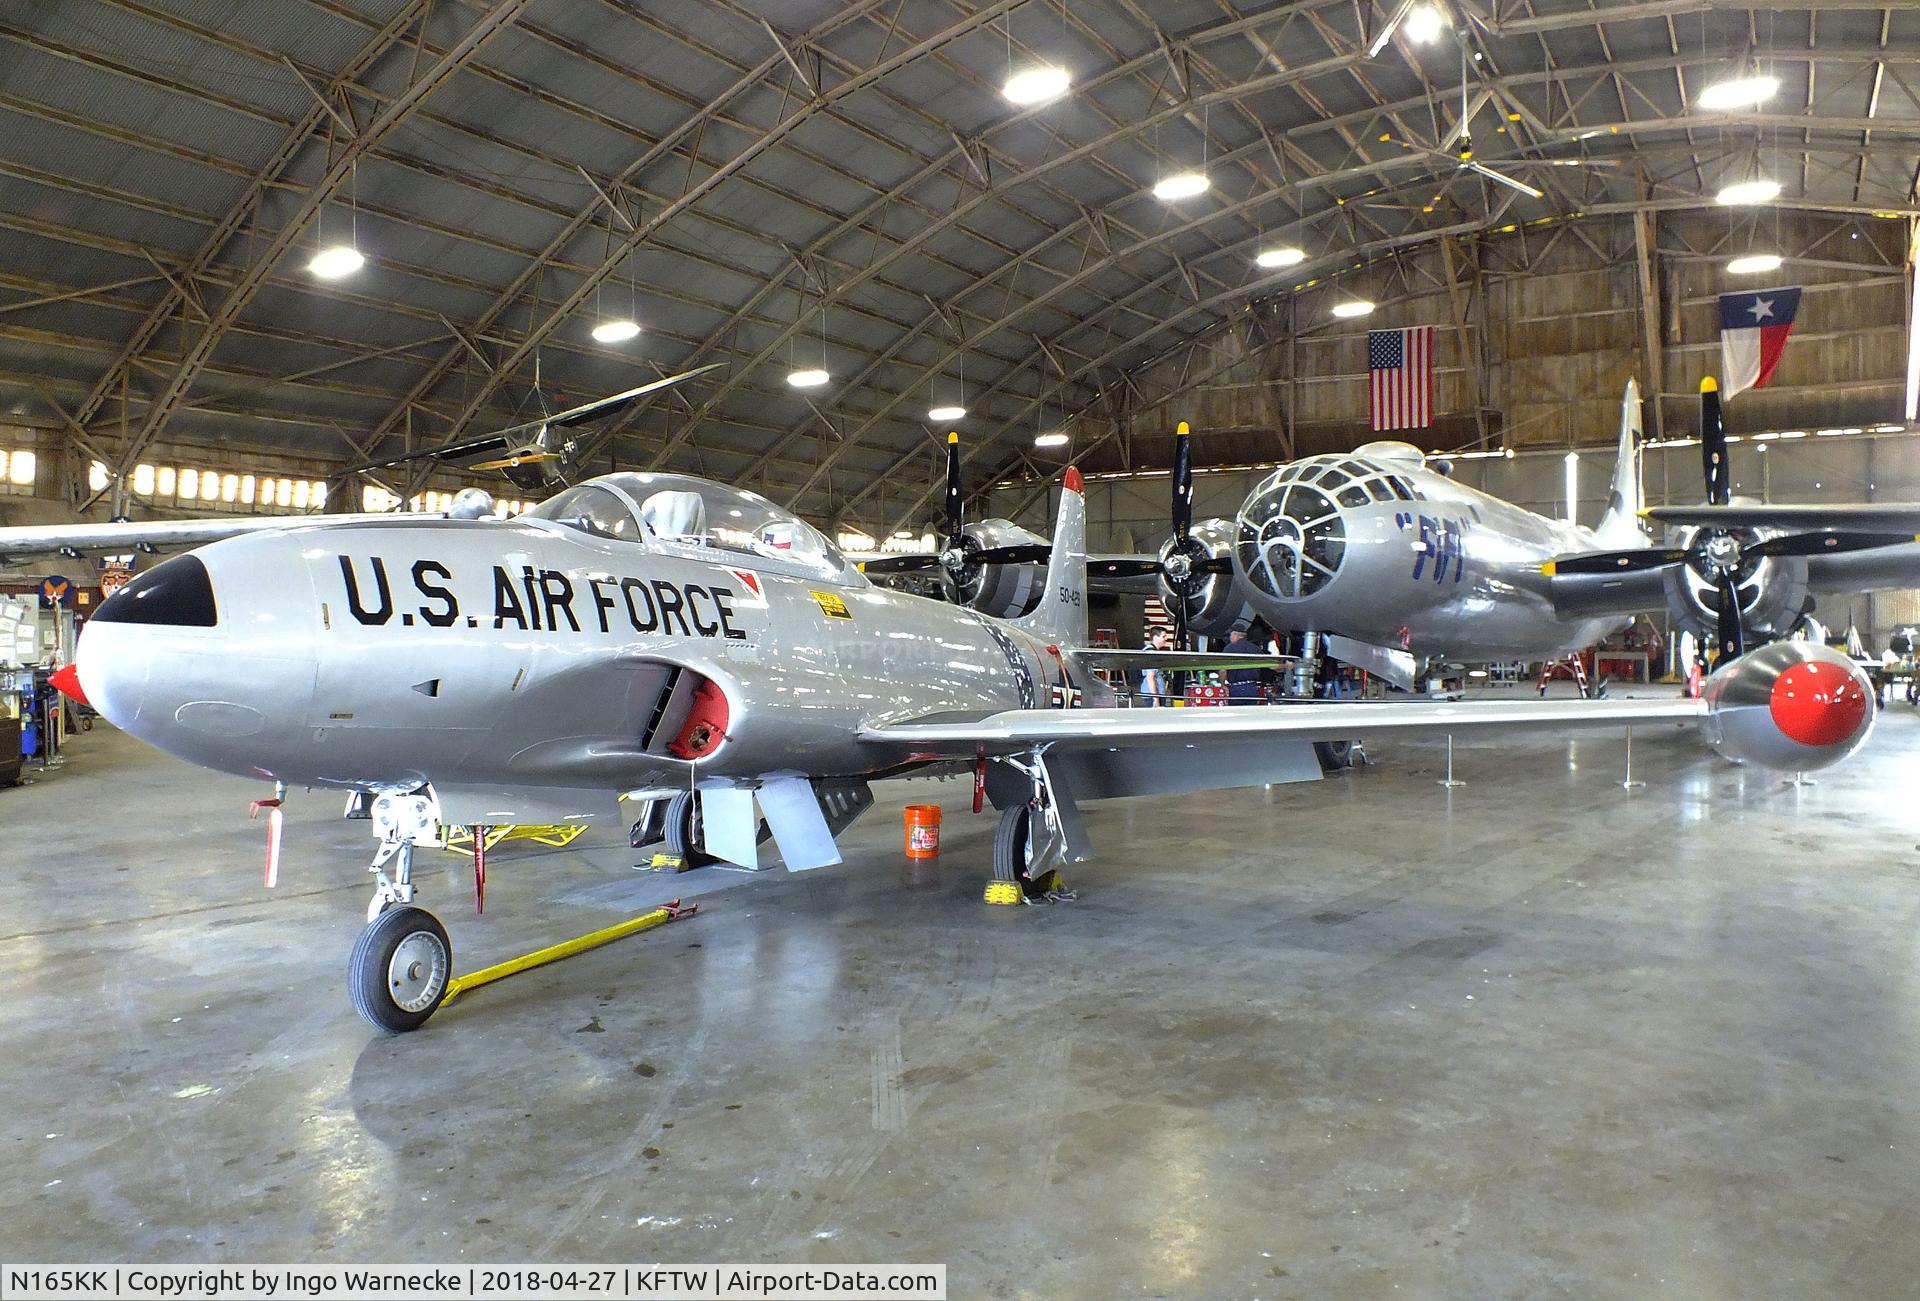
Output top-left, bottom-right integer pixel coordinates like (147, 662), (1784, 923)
(987, 757), (1076, 906)
(349, 792), (453, 1033)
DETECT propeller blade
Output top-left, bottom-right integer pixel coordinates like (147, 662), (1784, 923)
(1463, 160), (1544, 199)
(1545, 547), (1690, 576)
(1089, 557), (1164, 579)
(468, 449), (553, 471)
(968, 543), (1054, 566)
(1715, 571), (1745, 662)
(1744, 530), (1919, 560)
(1700, 377), (1730, 506)
(857, 554), (940, 574)
(1196, 555), (1235, 575)
(1171, 582), (1189, 648)
(942, 431), (964, 552)
(1171, 420), (1194, 541)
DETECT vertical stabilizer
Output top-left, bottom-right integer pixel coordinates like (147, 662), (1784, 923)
(1595, 379), (1648, 546)
(1008, 467), (1087, 647)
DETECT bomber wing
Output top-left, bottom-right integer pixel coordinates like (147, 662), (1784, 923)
(1068, 648), (1291, 674)
(1648, 503), (1920, 532)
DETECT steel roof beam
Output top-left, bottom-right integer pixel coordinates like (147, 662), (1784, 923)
(96, 0), (535, 494)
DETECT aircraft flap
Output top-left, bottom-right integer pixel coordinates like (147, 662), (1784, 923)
(757, 775), (843, 872)
(698, 785), (760, 869)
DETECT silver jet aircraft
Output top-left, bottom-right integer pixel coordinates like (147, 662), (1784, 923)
(38, 462), (1878, 1032)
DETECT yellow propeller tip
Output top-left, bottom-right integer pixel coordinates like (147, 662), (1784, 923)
(947, 431), (959, 444)
(1540, 561), (1558, 576)
(1176, 420), (1190, 436)
(1699, 376), (1718, 394)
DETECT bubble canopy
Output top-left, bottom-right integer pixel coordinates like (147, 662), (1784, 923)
(525, 472), (863, 584)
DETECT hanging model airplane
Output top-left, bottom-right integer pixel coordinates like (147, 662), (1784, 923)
(0, 365), (731, 570)
(31, 460), (1877, 1033)
(338, 362), (727, 491)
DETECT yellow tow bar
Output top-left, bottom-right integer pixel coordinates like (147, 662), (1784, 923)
(439, 899), (697, 1009)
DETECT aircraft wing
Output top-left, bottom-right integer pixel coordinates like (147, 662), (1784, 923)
(1648, 503), (1920, 532)
(0, 513), (389, 560)
(1068, 648), (1291, 674)
(1545, 567), (1670, 620)
(860, 695), (1704, 759)
(1086, 553), (1163, 596)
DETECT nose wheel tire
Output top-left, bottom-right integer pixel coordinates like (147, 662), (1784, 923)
(349, 905), (451, 1033)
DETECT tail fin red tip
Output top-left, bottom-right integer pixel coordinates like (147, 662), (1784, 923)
(1063, 465), (1084, 494)
(49, 663), (87, 707)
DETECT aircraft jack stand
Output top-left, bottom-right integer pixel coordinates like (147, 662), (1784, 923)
(439, 900), (698, 1011)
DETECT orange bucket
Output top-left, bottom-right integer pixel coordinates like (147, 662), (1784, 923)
(903, 804), (942, 858)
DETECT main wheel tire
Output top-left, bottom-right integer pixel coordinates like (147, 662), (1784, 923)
(349, 905), (451, 1034)
(664, 791), (718, 867)
(992, 803), (1033, 886)
(1314, 739), (1355, 772)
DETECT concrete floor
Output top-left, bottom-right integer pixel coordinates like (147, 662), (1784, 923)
(3, 704), (1920, 1299)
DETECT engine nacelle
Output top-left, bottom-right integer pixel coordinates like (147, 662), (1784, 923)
(1661, 517), (1811, 644)
(1157, 517), (1253, 638)
(1702, 640), (1874, 772)
(956, 518), (1048, 618)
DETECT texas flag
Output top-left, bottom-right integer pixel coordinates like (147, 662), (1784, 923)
(1718, 286), (1802, 398)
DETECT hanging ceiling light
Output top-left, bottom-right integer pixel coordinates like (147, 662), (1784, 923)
(1256, 246), (1306, 269)
(1003, 64), (1070, 106)
(1331, 300), (1376, 318)
(1403, 4), (1445, 44)
(591, 319), (641, 343)
(1034, 430), (1070, 448)
(927, 404), (967, 422)
(1152, 171), (1210, 201)
(1696, 73), (1780, 112)
(1716, 178), (1782, 206)
(1726, 253), (1783, 275)
(308, 245), (364, 279)
(786, 368), (829, 388)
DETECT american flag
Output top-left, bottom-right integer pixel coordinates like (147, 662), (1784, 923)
(1368, 326), (1434, 432)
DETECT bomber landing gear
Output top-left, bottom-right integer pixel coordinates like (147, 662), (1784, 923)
(352, 792), (451, 1033)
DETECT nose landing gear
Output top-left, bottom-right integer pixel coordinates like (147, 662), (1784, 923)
(350, 792), (451, 1033)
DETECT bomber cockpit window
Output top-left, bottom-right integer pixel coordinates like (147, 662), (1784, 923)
(526, 484), (641, 540)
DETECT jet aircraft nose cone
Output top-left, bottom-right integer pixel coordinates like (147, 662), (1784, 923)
(48, 663), (86, 707)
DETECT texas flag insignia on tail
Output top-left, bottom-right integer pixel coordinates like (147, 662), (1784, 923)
(1718, 286), (1801, 398)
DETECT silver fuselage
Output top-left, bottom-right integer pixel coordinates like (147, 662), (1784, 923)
(1232, 452), (1631, 660)
(76, 516), (1085, 797)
